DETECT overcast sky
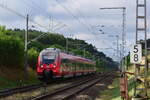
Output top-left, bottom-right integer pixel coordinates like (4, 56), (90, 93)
(0, 0), (150, 61)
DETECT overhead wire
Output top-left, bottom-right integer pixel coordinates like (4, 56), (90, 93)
(23, 0), (78, 38)
(21, 0), (73, 34)
(0, 3), (50, 31)
(70, 0), (94, 33)
(54, 0), (104, 43)
(21, 0), (98, 39)
(21, 0), (37, 16)
(54, 0), (93, 34)
(0, 0), (70, 34)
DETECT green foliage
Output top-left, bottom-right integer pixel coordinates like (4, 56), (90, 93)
(126, 53), (132, 67)
(28, 41), (44, 52)
(140, 39), (150, 50)
(4, 29), (25, 39)
(85, 51), (92, 58)
(49, 44), (65, 50)
(0, 34), (24, 68)
(28, 48), (39, 69)
(0, 25), (6, 30)
(38, 33), (66, 47)
(0, 25), (9, 35)
(70, 49), (84, 56)
(0, 25), (6, 33)
(96, 59), (104, 72)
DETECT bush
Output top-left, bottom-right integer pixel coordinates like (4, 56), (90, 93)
(28, 48), (39, 69)
(0, 26), (6, 34)
(0, 34), (24, 68)
(28, 41), (44, 52)
(49, 44), (65, 50)
(38, 33), (66, 46)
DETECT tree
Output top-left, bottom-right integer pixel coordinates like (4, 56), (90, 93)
(28, 48), (39, 69)
(0, 25), (6, 34)
(49, 44), (65, 50)
(0, 35), (24, 68)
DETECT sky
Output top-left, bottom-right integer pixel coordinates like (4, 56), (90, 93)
(0, 0), (150, 61)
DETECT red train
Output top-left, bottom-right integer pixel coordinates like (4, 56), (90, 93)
(36, 48), (96, 81)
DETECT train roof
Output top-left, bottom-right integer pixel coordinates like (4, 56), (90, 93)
(60, 51), (95, 64)
(40, 48), (95, 64)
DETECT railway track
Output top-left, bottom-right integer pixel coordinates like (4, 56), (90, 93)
(71, 72), (117, 100)
(0, 83), (43, 98)
(29, 72), (114, 100)
(0, 74), (97, 100)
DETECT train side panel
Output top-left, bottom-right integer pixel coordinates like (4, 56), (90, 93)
(36, 48), (96, 81)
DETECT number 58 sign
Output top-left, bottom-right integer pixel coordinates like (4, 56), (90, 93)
(130, 44), (142, 64)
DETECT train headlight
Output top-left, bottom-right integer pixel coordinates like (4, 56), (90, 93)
(41, 65), (44, 68)
(53, 64), (56, 68)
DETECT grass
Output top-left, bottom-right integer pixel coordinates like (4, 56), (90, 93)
(99, 78), (122, 100)
(97, 67), (136, 100)
(0, 66), (40, 90)
(97, 76), (135, 100)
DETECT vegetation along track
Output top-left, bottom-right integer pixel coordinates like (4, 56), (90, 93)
(30, 72), (114, 100)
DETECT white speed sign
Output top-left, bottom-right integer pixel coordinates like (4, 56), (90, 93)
(130, 44), (142, 64)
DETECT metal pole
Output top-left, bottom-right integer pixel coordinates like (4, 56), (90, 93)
(116, 35), (121, 70)
(144, 0), (148, 97)
(99, 7), (126, 73)
(122, 7), (126, 72)
(120, 44), (122, 71)
(24, 14), (29, 80)
(116, 35), (119, 62)
(66, 38), (68, 52)
(49, 16), (51, 32)
(84, 49), (86, 57)
(52, 15), (53, 32)
(144, 0), (148, 75)
(134, 0), (148, 97)
(136, 0), (138, 43)
(134, 0), (138, 96)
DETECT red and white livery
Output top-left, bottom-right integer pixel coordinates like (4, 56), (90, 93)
(37, 48), (96, 81)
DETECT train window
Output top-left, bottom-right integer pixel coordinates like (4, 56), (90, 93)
(42, 58), (55, 64)
(43, 52), (56, 59)
(62, 59), (69, 63)
(41, 51), (56, 64)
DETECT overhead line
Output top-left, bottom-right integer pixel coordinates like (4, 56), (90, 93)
(21, 0), (74, 34)
(70, 0), (94, 32)
(0, 3), (53, 32)
(55, 0), (93, 34)
(54, 0), (101, 41)
(0, 3), (26, 19)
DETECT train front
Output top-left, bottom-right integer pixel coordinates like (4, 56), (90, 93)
(36, 48), (59, 80)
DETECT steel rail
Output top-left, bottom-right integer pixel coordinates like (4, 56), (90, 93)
(0, 74), (97, 99)
(30, 72), (114, 100)
(0, 83), (43, 98)
(62, 72), (114, 100)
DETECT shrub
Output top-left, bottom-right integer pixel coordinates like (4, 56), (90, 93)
(49, 44), (65, 50)
(28, 48), (39, 69)
(28, 41), (44, 52)
(0, 34), (24, 68)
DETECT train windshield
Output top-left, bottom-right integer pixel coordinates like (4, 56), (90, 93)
(42, 52), (56, 64)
